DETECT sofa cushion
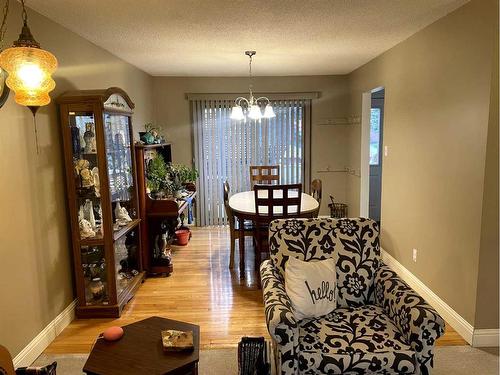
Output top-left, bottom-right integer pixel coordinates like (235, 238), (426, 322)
(269, 218), (380, 308)
(298, 305), (416, 375)
(285, 257), (337, 320)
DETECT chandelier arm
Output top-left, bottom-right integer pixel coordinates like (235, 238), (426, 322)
(234, 97), (249, 106)
(255, 97), (271, 105)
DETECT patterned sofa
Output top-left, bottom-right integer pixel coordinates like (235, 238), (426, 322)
(260, 218), (445, 375)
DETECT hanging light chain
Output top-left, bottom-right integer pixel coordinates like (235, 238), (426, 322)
(248, 53), (252, 79)
(20, 0), (28, 25)
(248, 52), (254, 100)
(0, 0), (9, 50)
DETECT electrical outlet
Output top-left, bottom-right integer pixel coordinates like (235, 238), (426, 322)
(412, 248), (418, 262)
(384, 145), (388, 157)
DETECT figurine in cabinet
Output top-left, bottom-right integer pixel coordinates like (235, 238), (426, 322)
(75, 159), (94, 188)
(79, 217), (96, 239)
(79, 203), (97, 239)
(114, 201), (132, 228)
(83, 123), (97, 153)
(92, 167), (100, 197)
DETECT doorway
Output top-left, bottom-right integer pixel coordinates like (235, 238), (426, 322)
(360, 87), (385, 224)
(369, 89), (384, 223)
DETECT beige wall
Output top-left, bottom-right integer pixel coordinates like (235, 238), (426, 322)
(474, 20), (499, 329)
(0, 3), (154, 357)
(153, 76), (350, 215)
(345, 0), (497, 325)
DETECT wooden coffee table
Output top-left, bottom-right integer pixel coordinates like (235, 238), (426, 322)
(83, 317), (200, 375)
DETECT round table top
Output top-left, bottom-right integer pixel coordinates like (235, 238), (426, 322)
(228, 190), (319, 217)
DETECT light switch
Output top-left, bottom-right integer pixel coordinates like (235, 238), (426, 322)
(384, 146), (388, 157)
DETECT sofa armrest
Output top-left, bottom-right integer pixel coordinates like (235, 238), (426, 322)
(260, 259), (299, 375)
(375, 264), (445, 375)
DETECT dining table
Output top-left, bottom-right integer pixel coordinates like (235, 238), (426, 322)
(228, 190), (319, 274)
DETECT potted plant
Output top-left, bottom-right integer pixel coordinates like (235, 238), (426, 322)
(146, 154), (168, 198)
(174, 164), (199, 192)
(165, 164), (186, 198)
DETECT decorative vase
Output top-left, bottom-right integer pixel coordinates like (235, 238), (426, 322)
(140, 131), (155, 145)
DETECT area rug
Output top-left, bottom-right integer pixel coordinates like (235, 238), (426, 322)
(32, 349), (238, 375)
(33, 346), (498, 374)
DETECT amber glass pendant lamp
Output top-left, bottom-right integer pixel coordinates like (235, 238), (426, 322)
(0, 0), (58, 115)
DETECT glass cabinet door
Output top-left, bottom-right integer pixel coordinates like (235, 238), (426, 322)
(68, 111), (104, 241)
(114, 228), (140, 296)
(104, 113), (137, 232)
(81, 245), (109, 305)
(68, 111), (109, 307)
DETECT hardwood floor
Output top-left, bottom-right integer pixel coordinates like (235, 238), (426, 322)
(45, 226), (466, 354)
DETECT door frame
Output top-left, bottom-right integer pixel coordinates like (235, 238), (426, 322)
(360, 87), (384, 218)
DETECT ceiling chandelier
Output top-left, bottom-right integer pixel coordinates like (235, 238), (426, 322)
(230, 51), (275, 121)
(0, 0), (58, 115)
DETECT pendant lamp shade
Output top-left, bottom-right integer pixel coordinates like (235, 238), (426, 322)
(0, 45), (57, 107)
(230, 105), (245, 121)
(248, 104), (263, 120)
(263, 104), (276, 118)
(0, 2), (58, 110)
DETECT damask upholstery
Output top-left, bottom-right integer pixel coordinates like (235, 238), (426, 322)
(299, 305), (416, 374)
(375, 265), (445, 375)
(261, 218), (445, 375)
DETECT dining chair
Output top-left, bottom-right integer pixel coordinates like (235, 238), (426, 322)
(253, 183), (302, 270)
(311, 178), (322, 216)
(249, 165), (280, 187)
(223, 181), (254, 269)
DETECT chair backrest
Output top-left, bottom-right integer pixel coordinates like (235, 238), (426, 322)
(254, 184), (302, 223)
(311, 179), (322, 208)
(223, 180), (234, 229)
(249, 165), (280, 187)
(268, 217), (380, 308)
(0, 345), (15, 375)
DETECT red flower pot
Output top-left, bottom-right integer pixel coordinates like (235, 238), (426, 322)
(175, 229), (190, 246)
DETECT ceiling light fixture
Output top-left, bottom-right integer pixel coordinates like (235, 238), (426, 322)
(0, 0), (58, 115)
(230, 51), (275, 121)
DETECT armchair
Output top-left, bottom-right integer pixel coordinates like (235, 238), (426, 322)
(260, 218), (445, 375)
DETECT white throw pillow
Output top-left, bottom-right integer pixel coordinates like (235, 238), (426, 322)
(285, 257), (336, 320)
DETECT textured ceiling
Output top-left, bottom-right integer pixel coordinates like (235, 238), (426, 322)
(28, 0), (469, 76)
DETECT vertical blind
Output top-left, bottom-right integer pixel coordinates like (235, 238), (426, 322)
(191, 98), (311, 226)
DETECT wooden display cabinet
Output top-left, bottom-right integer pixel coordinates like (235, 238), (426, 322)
(57, 87), (145, 318)
(135, 144), (196, 276)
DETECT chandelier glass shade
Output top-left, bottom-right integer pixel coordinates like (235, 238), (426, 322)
(0, 1), (57, 110)
(230, 51), (275, 121)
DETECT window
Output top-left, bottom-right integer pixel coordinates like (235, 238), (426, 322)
(369, 108), (381, 165)
(191, 98), (310, 226)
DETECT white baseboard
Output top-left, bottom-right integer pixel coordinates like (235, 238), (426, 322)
(381, 250), (475, 345)
(472, 329), (500, 347)
(13, 300), (77, 368)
